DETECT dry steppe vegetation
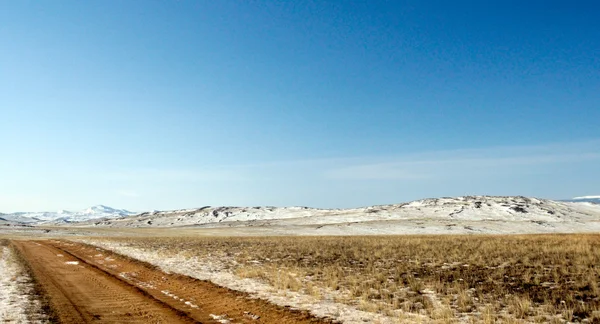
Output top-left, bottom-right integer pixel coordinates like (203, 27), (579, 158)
(87, 235), (600, 323)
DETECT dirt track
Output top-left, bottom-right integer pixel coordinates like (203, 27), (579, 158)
(13, 240), (331, 324)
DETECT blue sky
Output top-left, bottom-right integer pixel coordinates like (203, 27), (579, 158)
(1, 1), (598, 212)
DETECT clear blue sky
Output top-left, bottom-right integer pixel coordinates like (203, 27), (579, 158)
(1, 1), (599, 212)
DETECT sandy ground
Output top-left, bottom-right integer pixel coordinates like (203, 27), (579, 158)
(13, 240), (331, 324)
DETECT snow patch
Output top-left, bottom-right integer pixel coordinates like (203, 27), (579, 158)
(572, 195), (600, 199)
(78, 239), (424, 324)
(210, 314), (232, 323)
(0, 246), (49, 323)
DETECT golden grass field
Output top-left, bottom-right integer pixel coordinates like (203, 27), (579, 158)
(84, 234), (600, 323)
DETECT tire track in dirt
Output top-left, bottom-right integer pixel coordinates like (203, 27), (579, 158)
(13, 240), (197, 323)
(14, 240), (332, 324)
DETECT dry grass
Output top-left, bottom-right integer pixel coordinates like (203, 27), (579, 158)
(85, 234), (600, 323)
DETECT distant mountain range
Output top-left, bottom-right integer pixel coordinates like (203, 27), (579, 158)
(68, 196), (600, 234)
(0, 205), (135, 224)
(563, 196), (600, 204)
(1, 195), (598, 228)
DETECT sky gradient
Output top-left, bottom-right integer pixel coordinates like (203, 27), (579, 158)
(1, 1), (599, 212)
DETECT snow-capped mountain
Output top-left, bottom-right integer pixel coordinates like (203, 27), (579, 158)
(0, 205), (135, 224)
(564, 196), (600, 204)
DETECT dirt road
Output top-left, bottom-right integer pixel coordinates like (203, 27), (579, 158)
(13, 240), (330, 324)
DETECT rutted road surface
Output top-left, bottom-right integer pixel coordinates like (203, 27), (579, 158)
(13, 240), (330, 324)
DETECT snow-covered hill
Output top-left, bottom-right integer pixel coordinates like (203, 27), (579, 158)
(4, 197), (600, 235)
(564, 196), (600, 205)
(0, 205), (135, 224)
(80, 196), (600, 235)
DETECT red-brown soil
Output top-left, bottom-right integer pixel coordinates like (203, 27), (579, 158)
(13, 240), (331, 324)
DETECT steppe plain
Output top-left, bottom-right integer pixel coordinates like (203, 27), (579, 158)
(2, 196), (600, 323)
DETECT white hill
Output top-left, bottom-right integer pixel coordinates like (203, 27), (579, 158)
(0, 205), (135, 224)
(77, 196), (600, 235)
(567, 196), (600, 204)
(572, 195), (600, 200)
(3, 197), (599, 235)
